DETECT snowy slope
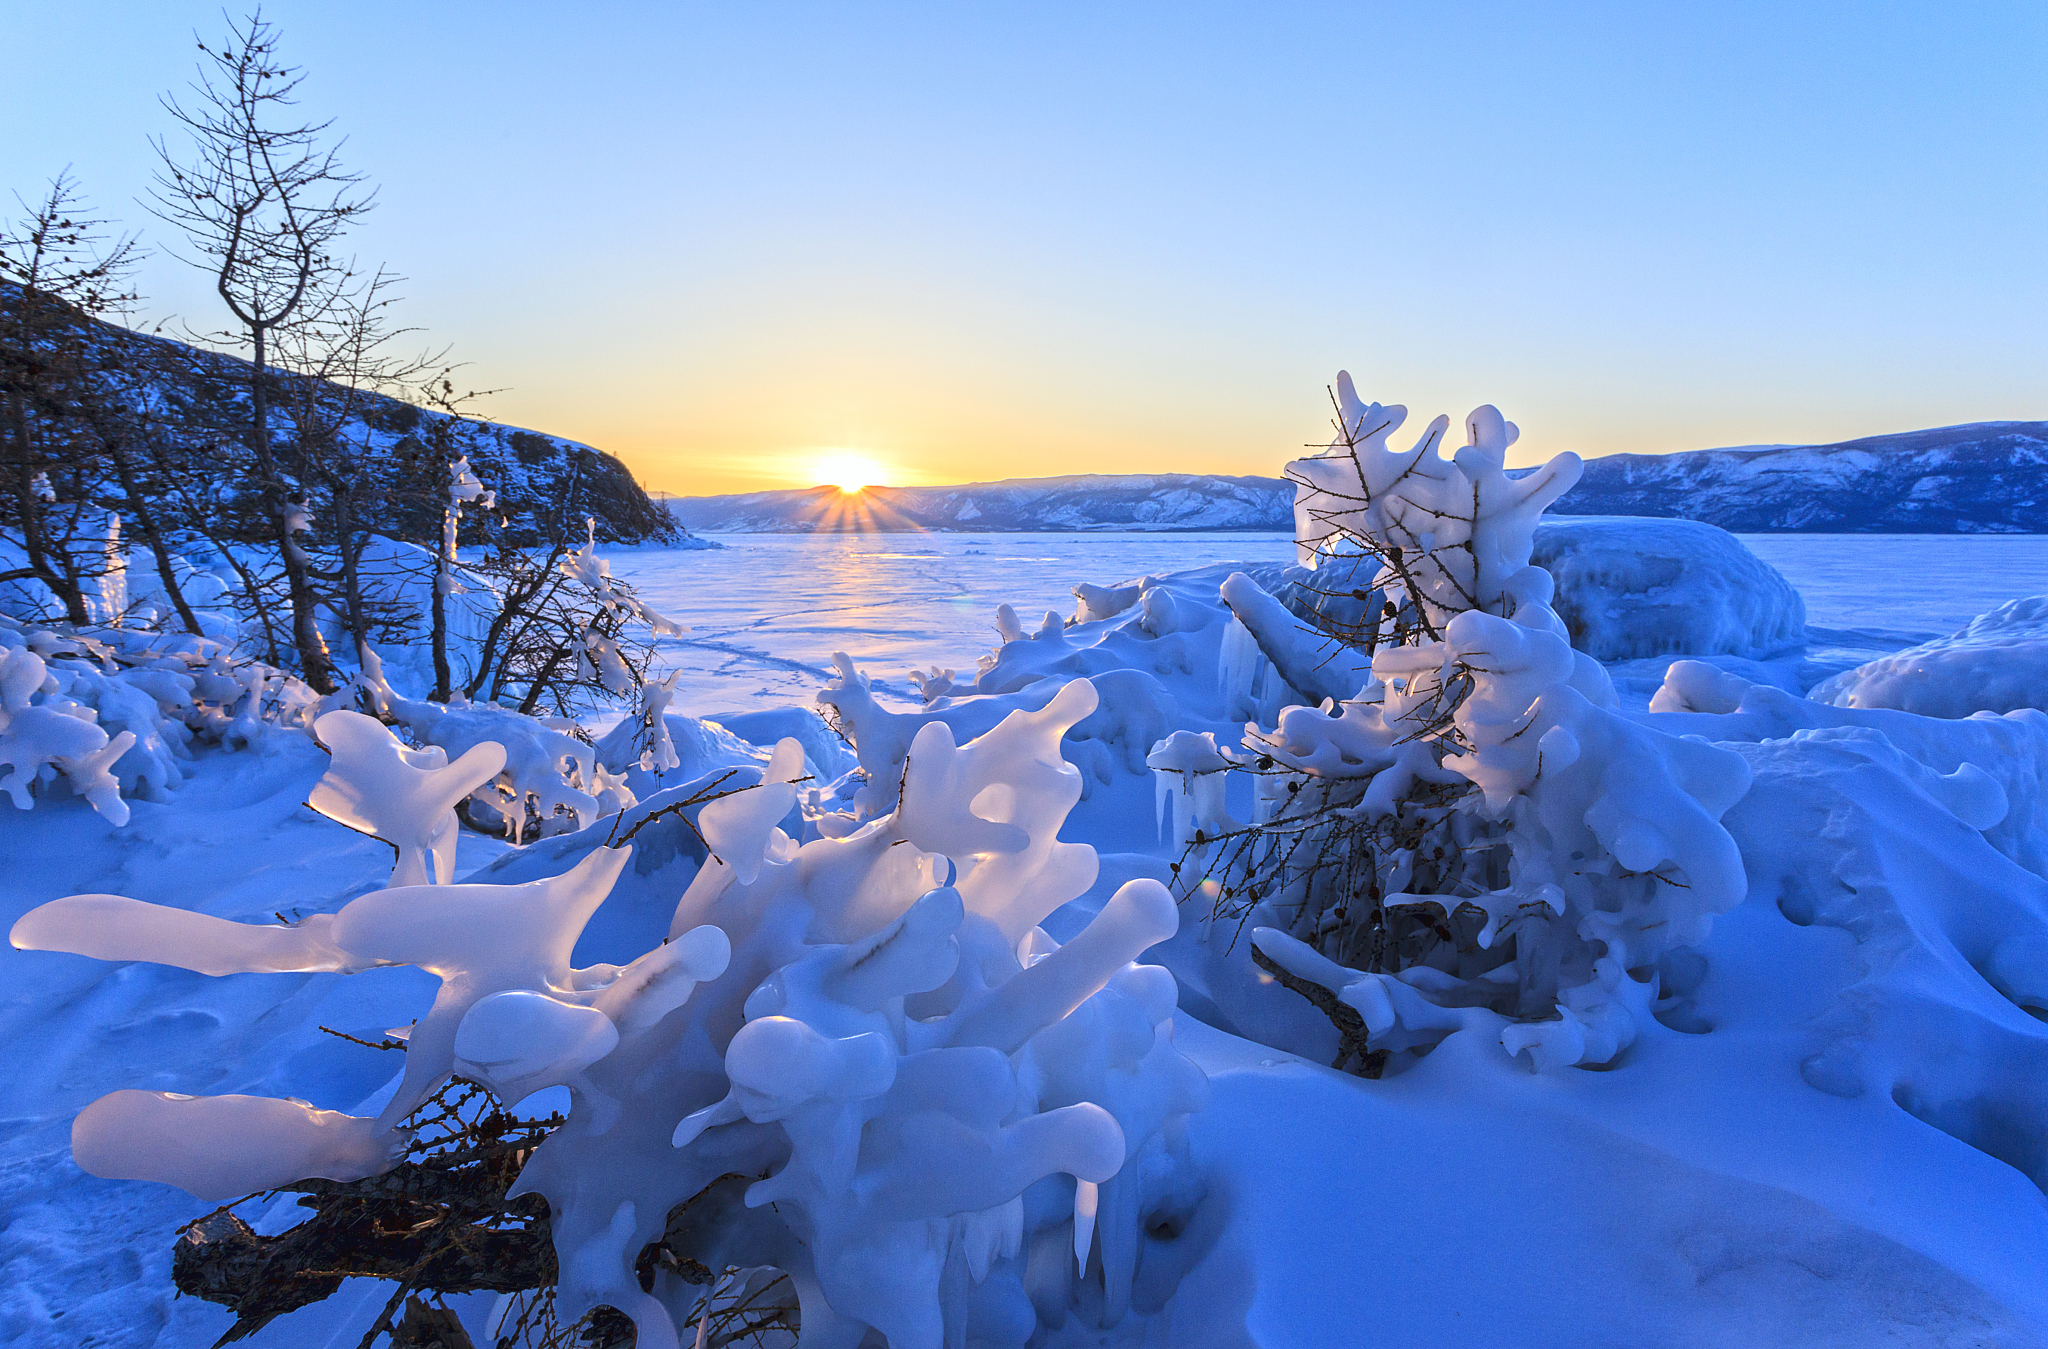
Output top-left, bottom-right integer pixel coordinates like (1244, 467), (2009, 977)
(664, 421), (2048, 535)
(2, 284), (678, 547)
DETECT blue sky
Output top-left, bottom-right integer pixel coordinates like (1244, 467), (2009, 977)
(9, 2), (2045, 494)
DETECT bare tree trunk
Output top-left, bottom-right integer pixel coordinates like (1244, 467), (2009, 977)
(249, 324), (336, 690)
(330, 484), (372, 658)
(429, 450), (457, 702)
(430, 569), (451, 702)
(516, 644), (567, 716)
(7, 398), (88, 623)
(141, 434), (284, 663)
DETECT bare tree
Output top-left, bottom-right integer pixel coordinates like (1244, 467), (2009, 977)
(148, 9), (372, 689)
(268, 264), (453, 663)
(0, 172), (142, 623)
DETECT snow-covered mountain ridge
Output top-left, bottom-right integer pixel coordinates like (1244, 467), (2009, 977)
(664, 421), (2048, 533)
(1566, 420), (2048, 532)
(662, 473), (1294, 533)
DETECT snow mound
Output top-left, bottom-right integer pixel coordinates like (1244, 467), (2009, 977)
(1530, 516), (1806, 661)
(1811, 595), (2048, 718)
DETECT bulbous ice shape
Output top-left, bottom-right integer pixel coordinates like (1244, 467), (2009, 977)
(454, 990), (621, 1102)
(20, 846), (640, 1130)
(309, 709), (507, 886)
(946, 879), (1180, 1054)
(1287, 371), (1580, 630)
(10, 895), (356, 975)
(72, 1090), (402, 1202)
(726, 1016), (898, 1120)
(1218, 571), (1371, 707)
(897, 678), (1100, 947)
(698, 737), (805, 884)
(1148, 729), (1236, 851)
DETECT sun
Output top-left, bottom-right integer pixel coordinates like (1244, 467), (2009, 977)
(816, 452), (887, 494)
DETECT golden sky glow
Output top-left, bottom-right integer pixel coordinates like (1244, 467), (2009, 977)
(815, 452), (888, 493)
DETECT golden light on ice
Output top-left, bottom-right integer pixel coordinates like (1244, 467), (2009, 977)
(816, 452), (887, 493)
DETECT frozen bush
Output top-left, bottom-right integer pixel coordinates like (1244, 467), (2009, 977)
(1170, 373), (1752, 1073)
(13, 680), (1208, 1349)
(0, 612), (321, 825)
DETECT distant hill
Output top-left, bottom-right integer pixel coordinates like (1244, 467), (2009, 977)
(662, 473), (1295, 533)
(663, 422), (2048, 534)
(1560, 421), (2048, 532)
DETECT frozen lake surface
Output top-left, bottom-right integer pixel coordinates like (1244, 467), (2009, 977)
(607, 530), (2048, 718)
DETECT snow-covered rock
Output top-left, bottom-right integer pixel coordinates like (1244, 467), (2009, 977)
(1811, 595), (2048, 717)
(1531, 517), (1807, 661)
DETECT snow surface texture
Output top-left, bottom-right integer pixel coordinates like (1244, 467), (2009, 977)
(1811, 594), (2048, 718)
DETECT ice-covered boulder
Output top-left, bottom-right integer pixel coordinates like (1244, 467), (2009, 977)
(1811, 595), (2048, 718)
(1529, 517), (1806, 661)
(593, 707), (776, 799)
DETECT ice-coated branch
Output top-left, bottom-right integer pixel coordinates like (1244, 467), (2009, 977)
(308, 708), (507, 885)
(1218, 570), (1372, 707)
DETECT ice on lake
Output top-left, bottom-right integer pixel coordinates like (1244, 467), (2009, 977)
(605, 530), (2048, 720)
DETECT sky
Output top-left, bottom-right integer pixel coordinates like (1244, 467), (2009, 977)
(8, 2), (2046, 497)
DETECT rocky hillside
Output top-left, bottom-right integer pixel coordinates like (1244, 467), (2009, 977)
(5, 283), (677, 547)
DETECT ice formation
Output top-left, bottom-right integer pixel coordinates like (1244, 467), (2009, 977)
(308, 709), (508, 885)
(1531, 516), (1807, 661)
(1197, 374), (1754, 1071)
(561, 516), (688, 640)
(0, 612), (320, 826)
(15, 684), (1209, 1348)
(1147, 730), (1235, 853)
(1812, 594), (2048, 718)
(330, 646), (633, 843)
(1072, 577), (1159, 625)
(1216, 569), (1372, 708)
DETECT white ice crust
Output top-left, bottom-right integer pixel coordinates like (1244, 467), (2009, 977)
(1531, 516), (1807, 661)
(1812, 594), (2048, 718)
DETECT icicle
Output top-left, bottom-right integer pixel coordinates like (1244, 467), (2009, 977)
(98, 514), (127, 627)
(1217, 613), (1271, 723)
(1073, 1178), (1099, 1273)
